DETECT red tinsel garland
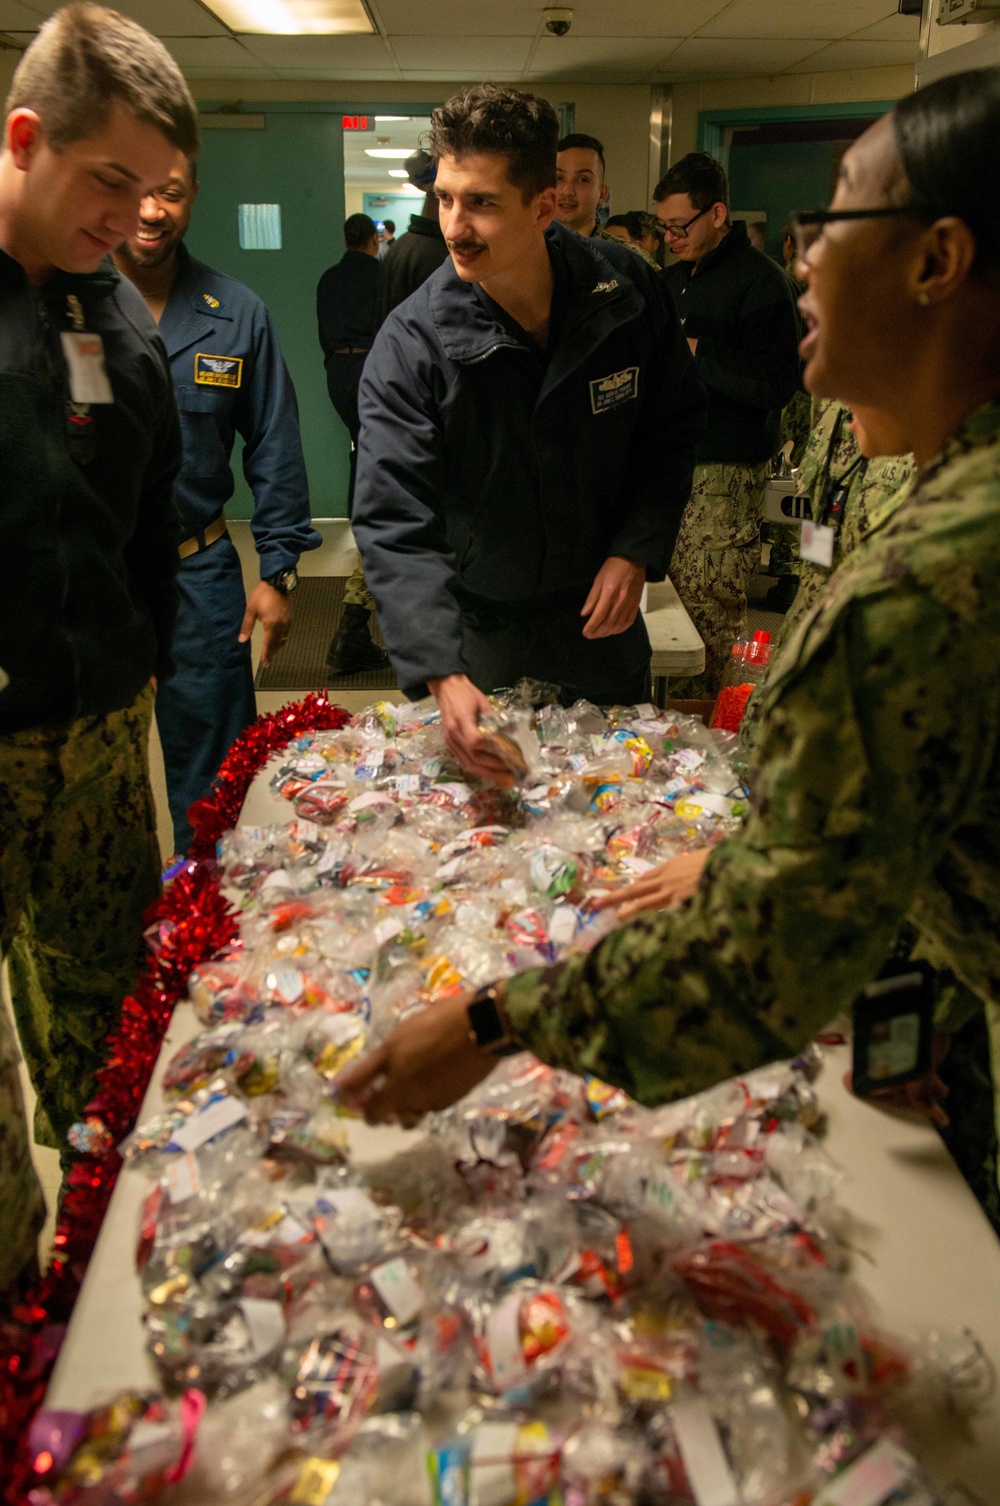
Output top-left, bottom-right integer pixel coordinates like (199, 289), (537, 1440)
(0, 693), (349, 1502)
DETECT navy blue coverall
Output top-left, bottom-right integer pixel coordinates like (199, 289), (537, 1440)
(156, 245), (319, 852)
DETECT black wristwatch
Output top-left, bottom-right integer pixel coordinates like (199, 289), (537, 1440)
(263, 567), (299, 596)
(467, 983), (520, 1057)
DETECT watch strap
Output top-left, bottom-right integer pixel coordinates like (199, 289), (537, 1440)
(467, 985), (519, 1056)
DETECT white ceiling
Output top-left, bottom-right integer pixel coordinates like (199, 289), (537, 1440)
(0, 0), (920, 82)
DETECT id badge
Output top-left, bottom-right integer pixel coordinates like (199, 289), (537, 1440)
(60, 330), (114, 404)
(800, 519), (835, 568)
(851, 961), (936, 1098)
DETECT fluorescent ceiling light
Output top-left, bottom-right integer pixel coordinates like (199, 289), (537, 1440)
(375, 115), (410, 122)
(364, 147), (412, 159)
(387, 169), (408, 177)
(201, 0), (374, 34)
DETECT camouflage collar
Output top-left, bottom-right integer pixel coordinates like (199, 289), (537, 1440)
(920, 398), (1000, 487)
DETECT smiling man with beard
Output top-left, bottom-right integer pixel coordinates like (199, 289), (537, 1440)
(114, 148), (319, 855)
(352, 84), (705, 782)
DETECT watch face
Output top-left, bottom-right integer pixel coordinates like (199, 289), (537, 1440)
(284, 569), (299, 593)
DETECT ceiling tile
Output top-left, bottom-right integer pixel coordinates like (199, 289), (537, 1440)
(850, 12), (922, 38)
(276, 66), (404, 77)
(183, 65), (278, 77)
(118, 0), (231, 32)
(237, 33), (392, 66)
(530, 34), (683, 73)
(697, 0), (898, 41)
(659, 36), (826, 73)
(389, 34), (534, 68)
(783, 36), (919, 69)
(375, 0), (537, 37)
(162, 35), (261, 66)
(559, 0), (731, 36)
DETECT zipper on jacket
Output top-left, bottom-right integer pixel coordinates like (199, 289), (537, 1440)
(462, 340), (522, 366)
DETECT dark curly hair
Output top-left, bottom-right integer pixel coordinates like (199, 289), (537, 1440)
(429, 84), (559, 202)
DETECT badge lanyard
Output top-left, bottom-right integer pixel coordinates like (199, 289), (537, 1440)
(800, 408), (867, 568)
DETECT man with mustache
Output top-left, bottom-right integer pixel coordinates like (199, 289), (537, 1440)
(352, 85), (705, 781)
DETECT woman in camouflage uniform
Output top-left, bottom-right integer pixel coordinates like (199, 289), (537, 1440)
(339, 73), (1000, 1229)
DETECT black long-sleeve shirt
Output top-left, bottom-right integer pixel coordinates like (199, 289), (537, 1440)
(663, 221), (799, 465)
(0, 249), (180, 733)
(316, 249), (380, 364)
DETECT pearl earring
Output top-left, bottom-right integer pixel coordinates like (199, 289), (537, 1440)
(917, 291), (931, 306)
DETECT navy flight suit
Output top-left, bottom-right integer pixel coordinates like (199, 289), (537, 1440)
(156, 244), (320, 852)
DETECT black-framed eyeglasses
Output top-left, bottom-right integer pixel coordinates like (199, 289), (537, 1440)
(659, 205), (711, 241)
(790, 206), (935, 258)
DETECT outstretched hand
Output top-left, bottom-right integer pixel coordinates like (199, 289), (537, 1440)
(335, 992), (497, 1127)
(591, 848), (711, 919)
(428, 673), (514, 783)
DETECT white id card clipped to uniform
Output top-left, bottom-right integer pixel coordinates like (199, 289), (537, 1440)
(60, 331), (114, 404)
(799, 518), (835, 568)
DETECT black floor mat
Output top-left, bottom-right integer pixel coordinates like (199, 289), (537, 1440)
(253, 576), (398, 693)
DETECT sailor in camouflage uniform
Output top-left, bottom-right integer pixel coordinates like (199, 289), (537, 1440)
(337, 74), (1000, 1229)
(655, 152), (799, 697)
(740, 401), (916, 750)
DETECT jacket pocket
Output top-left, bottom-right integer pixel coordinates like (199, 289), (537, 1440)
(175, 384), (229, 481)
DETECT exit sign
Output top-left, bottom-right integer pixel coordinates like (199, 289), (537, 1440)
(342, 115), (374, 130)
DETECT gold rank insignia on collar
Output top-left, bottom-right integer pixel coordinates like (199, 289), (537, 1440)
(202, 292), (221, 309)
(592, 279), (619, 294)
(195, 352), (243, 387)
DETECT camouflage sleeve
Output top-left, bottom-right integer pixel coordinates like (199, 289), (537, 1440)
(503, 578), (998, 1106)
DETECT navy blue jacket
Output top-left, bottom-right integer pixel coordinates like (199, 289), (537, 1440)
(159, 245), (319, 575)
(662, 221), (799, 465)
(0, 250), (180, 733)
(353, 222), (706, 697)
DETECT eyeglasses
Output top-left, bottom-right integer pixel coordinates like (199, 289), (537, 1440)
(790, 206), (935, 258)
(659, 205), (711, 241)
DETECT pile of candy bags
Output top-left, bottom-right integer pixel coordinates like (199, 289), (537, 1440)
(32, 696), (988, 1506)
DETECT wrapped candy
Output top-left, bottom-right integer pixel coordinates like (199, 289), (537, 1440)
(40, 698), (950, 1506)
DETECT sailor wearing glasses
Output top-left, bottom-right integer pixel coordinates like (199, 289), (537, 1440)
(655, 152), (799, 697)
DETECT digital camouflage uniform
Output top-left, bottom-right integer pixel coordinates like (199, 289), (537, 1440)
(741, 402), (916, 752)
(0, 1001), (45, 1289)
(0, 684), (161, 1149)
(343, 552), (376, 613)
(662, 460), (770, 699)
(502, 403), (1000, 1190)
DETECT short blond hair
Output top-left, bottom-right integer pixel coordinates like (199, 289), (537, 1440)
(5, 3), (198, 156)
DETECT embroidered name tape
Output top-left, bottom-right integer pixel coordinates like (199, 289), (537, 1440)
(195, 352), (243, 388)
(590, 365), (639, 415)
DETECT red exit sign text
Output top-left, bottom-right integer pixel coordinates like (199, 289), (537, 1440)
(342, 115), (373, 130)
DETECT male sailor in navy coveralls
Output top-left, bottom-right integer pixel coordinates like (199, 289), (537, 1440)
(115, 149), (320, 852)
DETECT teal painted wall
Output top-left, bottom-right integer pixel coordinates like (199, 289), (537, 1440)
(363, 190), (426, 226)
(728, 138), (835, 260)
(186, 111), (351, 519)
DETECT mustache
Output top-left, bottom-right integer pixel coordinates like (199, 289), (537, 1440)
(447, 239), (487, 253)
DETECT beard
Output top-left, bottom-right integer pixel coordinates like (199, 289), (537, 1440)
(118, 230), (179, 270)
